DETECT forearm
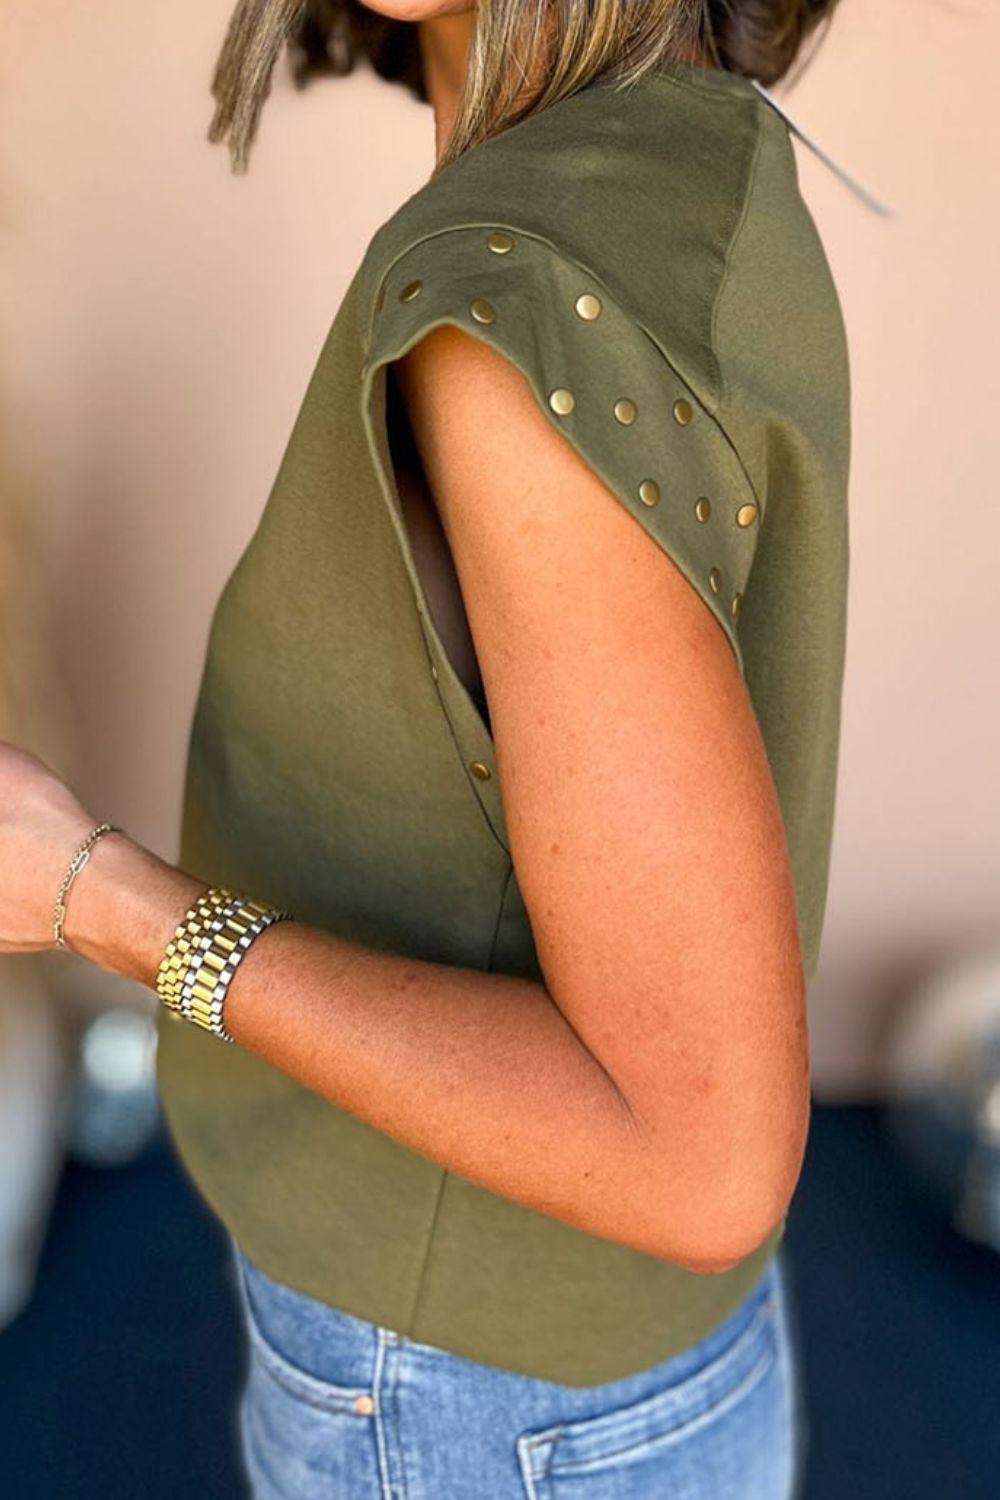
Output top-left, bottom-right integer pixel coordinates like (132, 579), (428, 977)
(66, 832), (749, 1269)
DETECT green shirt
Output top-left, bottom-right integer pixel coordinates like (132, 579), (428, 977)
(156, 57), (850, 1386)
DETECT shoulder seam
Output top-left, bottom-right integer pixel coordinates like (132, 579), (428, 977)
(709, 103), (765, 420)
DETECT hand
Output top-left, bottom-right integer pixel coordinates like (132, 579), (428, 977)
(0, 738), (103, 954)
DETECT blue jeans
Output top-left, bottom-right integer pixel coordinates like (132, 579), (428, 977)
(230, 1239), (806, 1499)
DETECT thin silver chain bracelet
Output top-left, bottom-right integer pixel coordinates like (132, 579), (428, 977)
(52, 822), (122, 950)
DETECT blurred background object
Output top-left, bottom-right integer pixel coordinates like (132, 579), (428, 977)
(0, 0), (998, 1495)
(883, 943), (1000, 1255)
(64, 1010), (161, 1170)
(0, 962), (67, 1330)
(0, 450), (77, 1334)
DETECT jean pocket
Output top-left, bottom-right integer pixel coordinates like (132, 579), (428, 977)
(516, 1294), (793, 1500)
(233, 1255), (382, 1500)
(234, 1250), (375, 1415)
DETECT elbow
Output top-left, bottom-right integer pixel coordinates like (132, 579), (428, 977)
(667, 1200), (791, 1276)
(618, 1167), (799, 1274)
(632, 1106), (809, 1275)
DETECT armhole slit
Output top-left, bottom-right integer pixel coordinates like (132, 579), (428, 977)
(384, 358), (493, 736)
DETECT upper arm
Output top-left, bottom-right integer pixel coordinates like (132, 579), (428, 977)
(364, 226), (810, 1252)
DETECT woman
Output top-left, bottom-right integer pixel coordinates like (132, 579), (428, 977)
(1, 1), (851, 1495)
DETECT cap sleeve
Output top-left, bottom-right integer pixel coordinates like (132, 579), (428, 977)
(360, 223), (762, 675)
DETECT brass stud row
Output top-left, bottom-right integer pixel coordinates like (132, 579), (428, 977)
(383, 232), (751, 687)
(476, 223), (749, 639)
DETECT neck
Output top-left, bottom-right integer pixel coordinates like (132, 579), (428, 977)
(417, 12), (475, 164)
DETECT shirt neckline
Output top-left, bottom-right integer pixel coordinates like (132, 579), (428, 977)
(641, 59), (766, 104)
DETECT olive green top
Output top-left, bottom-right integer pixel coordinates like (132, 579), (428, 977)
(156, 58), (850, 1386)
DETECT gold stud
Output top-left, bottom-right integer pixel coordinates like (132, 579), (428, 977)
(638, 479), (660, 507)
(399, 280), (422, 303)
(354, 1394), (375, 1416)
(549, 388), (575, 416)
(736, 502), (759, 528)
(486, 230), (514, 254)
(694, 496), (712, 523)
(731, 592), (743, 620)
(470, 760), (492, 781)
(613, 397), (637, 426)
(708, 566), (723, 594)
(673, 398), (693, 426)
(470, 298), (496, 324)
(430, 664), (439, 681)
(574, 293), (602, 321)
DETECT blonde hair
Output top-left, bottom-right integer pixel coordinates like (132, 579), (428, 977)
(207, 0), (839, 175)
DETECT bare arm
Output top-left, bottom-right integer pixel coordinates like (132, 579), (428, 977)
(0, 327), (809, 1274)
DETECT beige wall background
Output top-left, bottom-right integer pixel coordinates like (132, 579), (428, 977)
(1, 1), (996, 1094)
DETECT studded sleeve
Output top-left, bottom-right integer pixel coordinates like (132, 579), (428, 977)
(360, 223), (763, 675)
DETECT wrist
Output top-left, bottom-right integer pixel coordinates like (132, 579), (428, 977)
(62, 829), (206, 988)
